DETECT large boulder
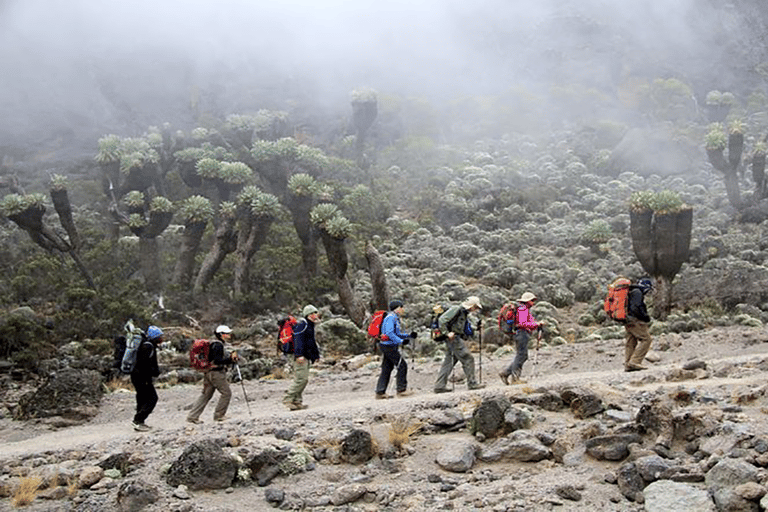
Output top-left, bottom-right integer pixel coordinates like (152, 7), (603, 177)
(15, 368), (102, 421)
(166, 440), (238, 490)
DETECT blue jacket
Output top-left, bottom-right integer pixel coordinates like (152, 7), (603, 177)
(293, 317), (320, 363)
(380, 312), (408, 346)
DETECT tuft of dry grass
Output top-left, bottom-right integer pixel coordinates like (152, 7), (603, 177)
(67, 477), (79, 497)
(388, 415), (423, 450)
(271, 366), (287, 380)
(11, 475), (42, 507)
(104, 378), (134, 393)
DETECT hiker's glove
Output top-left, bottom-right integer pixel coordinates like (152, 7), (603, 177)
(232, 351), (239, 362)
(409, 331), (418, 339)
(476, 319), (482, 330)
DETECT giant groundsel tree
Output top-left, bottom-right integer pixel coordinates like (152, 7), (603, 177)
(629, 190), (692, 319)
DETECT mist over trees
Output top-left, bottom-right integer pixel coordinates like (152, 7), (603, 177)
(1, 0), (768, 358)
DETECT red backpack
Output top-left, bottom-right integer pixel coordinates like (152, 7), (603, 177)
(604, 277), (632, 322)
(190, 339), (212, 371)
(277, 316), (298, 355)
(497, 302), (517, 334)
(367, 310), (389, 341)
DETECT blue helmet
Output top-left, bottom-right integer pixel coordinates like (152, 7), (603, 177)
(637, 278), (653, 293)
(147, 325), (164, 340)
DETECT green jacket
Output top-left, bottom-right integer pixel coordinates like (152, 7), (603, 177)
(438, 305), (468, 336)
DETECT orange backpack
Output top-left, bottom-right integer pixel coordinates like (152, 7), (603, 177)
(367, 310), (388, 340)
(604, 277), (632, 322)
(277, 316), (298, 355)
(190, 339), (212, 371)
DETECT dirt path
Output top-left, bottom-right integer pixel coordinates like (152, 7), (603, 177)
(3, 324), (768, 458)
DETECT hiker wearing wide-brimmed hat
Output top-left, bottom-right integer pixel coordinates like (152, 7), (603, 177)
(499, 292), (545, 385)
(433, 296), (486, 393)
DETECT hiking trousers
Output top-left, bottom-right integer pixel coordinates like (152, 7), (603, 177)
(502, 329), (530, 379)
(625, 321), (652, 367)
(284, 358), (310, 405)
(131, 373), (157, 424)
(187, 369), (231, 421)
(434, 336), (478, 390)
(376, 343), (408, 394)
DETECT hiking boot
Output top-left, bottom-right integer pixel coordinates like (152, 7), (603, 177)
(396, 390), (414, 397)
(213, 416), (230, 422)
(293, 403), (308, 410)
(468, 383), (486, 390)
(433, 388), (453, 394)
(626, 363), (647, 372)
(132, 422), (151, 432)
(186, 418), (203, 424)
(499, 372), (509, 385)
(375, 393), (392, 400)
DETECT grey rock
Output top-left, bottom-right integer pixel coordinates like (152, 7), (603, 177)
(435, 441), (477, 472)
(341, 429), (374, 464)
(643, 480), (716, 512)
(705, 459), (759, 490)
(585, 434), (642, 461)
(115, 479), (160, 512)
(330, 483), (367, 506)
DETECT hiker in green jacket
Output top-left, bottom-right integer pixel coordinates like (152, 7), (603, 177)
(433, 296), (486, 393)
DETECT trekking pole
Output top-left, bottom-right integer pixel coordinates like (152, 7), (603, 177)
(234, 363), (252, 417)
(477, 319), (483, 384)
(532, 327), (542, 380)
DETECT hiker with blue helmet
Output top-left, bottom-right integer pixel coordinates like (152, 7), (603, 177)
(131, 325), (163, 432)
(375, 299), (417, 399)
(625, 278), (653, 372)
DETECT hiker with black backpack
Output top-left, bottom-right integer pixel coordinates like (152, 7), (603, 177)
(433, 296), (486, 393)
(187, 325), (239, 424)
(498, 292), (546, 385)
(283, 305), (321, 411)
(375, 299), (417, 399)
(131, 325), (163, 432)
(624, 278), (654, 372)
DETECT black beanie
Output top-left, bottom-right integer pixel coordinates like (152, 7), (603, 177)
(389, 299), (404, 310)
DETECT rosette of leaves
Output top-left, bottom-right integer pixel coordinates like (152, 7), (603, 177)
(127, 213), (148, 229)
(191, 127), (209, 140)
(288, 173), (317, 196)
(195, 157), (221, 179)
(253, 109), (290, 140)
(143, 196), (174, 238)
(118, 137), (159, 175)
(310, 203), (340, 230)
(295, 144), (330, 172)
(123, 190), (145, 214)
(219, 162), (252, 185)
(95, 134), (122, 164)
(224, 114), (257, 146)
(177, 195), (214, 224)
(50, 174), (67, 191)
(704, 122), (744, 209)
(0, 193), (31, 217)
(581, 219), (611, 248)
(247, 191), (280, 219)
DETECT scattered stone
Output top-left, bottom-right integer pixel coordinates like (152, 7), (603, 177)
(643, 480), (716, 511)
(436, 441), (477, 472)
(166, 439), (238, 490)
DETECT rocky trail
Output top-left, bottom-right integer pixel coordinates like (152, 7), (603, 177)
(2, 324), (768, 511)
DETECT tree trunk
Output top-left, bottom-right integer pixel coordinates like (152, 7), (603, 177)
(654, 208), (692, 279)
(233, 216), (274, 298)
(139, 237), (162, 293)
(337, 274), (366, 327)
(319, 229), (364, 326)
(629, 209), (654, 273)
(287, 193), (317, 277)
(651, 274), (672, 321)
(194, 216), (237, 293)
(50, 187), (80, 251)
(173, 220), (207, 287)
(365, 241), (388, 311)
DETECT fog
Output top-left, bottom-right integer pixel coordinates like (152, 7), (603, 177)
(0, 0), (765, 156)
